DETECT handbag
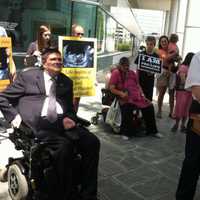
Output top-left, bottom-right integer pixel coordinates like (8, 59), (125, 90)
(101, 89), (115, 106)
(105, 98), (121, 133)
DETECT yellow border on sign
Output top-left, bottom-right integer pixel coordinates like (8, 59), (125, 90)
(58, 36), (97, 97)
(0, 37), (13, 91)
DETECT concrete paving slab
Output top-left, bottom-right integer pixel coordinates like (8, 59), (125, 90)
(1, 80), (200, 200)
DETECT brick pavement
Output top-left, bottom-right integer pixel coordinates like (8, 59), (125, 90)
(1, 83), (200, 200)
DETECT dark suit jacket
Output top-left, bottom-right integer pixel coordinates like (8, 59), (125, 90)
(0, 67), (77, 133)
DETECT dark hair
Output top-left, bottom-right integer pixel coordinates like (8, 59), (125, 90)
(145, 36), (156, 46)
(119, 57), (130, 66)
(169, 33), (178, 43)
(182, 52), (195, 66)
(41, 47), (61, 64)
(158, 35), (169, 49)
(37, 25), (51, 52)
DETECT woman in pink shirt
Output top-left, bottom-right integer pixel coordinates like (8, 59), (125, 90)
(171, 52), (194, 132)
(109, 57), (162, 140)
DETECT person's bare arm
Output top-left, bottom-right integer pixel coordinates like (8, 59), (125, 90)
(109, 84), (128, 99)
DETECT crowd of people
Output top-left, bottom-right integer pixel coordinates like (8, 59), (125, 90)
(106, 33), (199, 199)
(106, 33), (193, 140)
(0, 23), (200, 200)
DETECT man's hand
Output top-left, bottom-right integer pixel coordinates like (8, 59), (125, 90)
(63, 117), (76, 130)
(11, 114), (22, 129)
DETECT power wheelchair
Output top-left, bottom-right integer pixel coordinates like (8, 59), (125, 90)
(0, 117), (91, 200)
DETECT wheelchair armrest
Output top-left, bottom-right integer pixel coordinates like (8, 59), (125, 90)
(8, 122), (35, 150)
(15, 122), (35, 138)
(76, 116), (91, 127)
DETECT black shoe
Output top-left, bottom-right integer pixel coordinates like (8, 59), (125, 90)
(148, 132), (163, 138)
(180, 126), (187, 133)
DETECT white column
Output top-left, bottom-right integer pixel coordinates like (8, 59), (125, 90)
(168, 0), (179, 35)
(164, 11), (170, 35)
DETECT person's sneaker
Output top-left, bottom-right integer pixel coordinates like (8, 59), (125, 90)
(171, 124), (178, 132)
(180, 126), (187, 133)
(150, 132), (163, 138)
(121, 135), (129, 140)
(156, 112), (162, 119)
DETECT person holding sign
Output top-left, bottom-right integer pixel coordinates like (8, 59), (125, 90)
(71, 24), (85, 113)
(0, 26), (16, 84)
(135, 36), (159, 101)
(156, 35), (179, 118)
(0, 48), (100, 200)
(109, 57), (163, 140)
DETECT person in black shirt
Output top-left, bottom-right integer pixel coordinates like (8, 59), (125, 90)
(135, 36), (158, 101)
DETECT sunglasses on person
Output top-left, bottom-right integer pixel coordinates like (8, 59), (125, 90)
(76, 32), (84, 36)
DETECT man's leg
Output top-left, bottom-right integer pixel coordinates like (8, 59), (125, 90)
(120, 104), (136, 137)
(141, 104), (158, 134)
(77, 128), (100, 200)
(176, 130), (200, 200)
(41, 134), (74, 200)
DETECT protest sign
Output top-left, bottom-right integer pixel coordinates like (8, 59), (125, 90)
(59, 36), (97, 97)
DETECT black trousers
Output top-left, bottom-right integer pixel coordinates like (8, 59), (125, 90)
(120, 103), (157, 136)
(176, 124), (200, 200)
(37, 126), (100, 200)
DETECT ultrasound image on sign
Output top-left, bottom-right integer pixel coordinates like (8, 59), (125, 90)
(138, 54), (162, 74)
(63, 40), (94, 68)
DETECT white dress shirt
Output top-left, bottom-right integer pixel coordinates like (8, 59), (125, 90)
(185, 51), (200, 100)
(0, 26), (7, 37)
(41, 71), (63, 117)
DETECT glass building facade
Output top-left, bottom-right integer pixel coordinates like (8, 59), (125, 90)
(0, 0), (134, 70)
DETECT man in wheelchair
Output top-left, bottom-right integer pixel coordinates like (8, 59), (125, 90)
(0, 47), (100, 200)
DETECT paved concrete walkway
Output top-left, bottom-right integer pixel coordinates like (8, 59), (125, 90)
(1, 83), (200, 200)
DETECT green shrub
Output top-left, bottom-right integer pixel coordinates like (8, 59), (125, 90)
(117, 42), (131, 51)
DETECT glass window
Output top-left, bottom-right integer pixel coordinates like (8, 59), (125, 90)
(115, 25), (132, 52)
(0, 0), (72, 69)
(105, 16), (117, 52)
(187, 0), (200, 27)
(46, 0), (58, 10)
(96, 8), (106, 53)
(184, 27), (200, 55)
(72, 2), (96, 37)
(0, 0), (72, 52)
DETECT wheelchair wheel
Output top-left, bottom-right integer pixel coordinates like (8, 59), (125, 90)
(8, 164), (28, 200)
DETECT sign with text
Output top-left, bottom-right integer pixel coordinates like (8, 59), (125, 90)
(138, 54), (162, 74)
(0, 37), (13, 91)
(59, 36), (97, 97)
